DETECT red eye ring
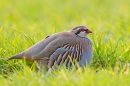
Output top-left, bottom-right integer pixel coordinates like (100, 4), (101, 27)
(80, 28), (92, 33)
(80, 28), (85, 31)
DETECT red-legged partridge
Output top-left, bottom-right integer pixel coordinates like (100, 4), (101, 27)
(8, 26), (93, 70)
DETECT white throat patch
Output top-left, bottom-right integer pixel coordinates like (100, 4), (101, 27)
(78, 31), (87, 37)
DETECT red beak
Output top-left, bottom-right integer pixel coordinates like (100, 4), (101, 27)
(86, 29), (92, 34)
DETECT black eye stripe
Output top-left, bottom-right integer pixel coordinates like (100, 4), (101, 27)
(75, 28), (87, 35)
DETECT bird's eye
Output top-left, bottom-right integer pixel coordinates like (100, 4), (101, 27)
(80, 28), (85, 31)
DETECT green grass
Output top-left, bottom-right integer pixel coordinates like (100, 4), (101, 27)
(0, 0), (130, 85)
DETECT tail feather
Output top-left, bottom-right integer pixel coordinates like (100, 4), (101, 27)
(7, 52), (24, 61)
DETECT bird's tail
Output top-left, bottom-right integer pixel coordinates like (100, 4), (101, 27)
(7, 52), (24, 61)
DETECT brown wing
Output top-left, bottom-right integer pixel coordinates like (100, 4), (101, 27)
(32, 37), (83, 67)
(32, 37), (79, 59)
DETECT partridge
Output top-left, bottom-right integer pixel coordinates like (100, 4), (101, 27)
(8, 26), (93, 70)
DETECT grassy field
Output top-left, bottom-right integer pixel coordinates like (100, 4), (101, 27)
(0, 0), (130, 85)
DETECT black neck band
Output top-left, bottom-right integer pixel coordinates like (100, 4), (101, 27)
(75, 30), (80, 35)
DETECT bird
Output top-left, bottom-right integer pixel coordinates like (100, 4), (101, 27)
(7, 26), (93, 70)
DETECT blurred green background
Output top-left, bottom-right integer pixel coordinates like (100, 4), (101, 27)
(0, 0), (130, 85)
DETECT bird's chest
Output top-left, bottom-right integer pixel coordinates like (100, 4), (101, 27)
(78, 37), (92, 52)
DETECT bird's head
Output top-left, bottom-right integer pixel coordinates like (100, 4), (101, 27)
(70, 26), (92, 37)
